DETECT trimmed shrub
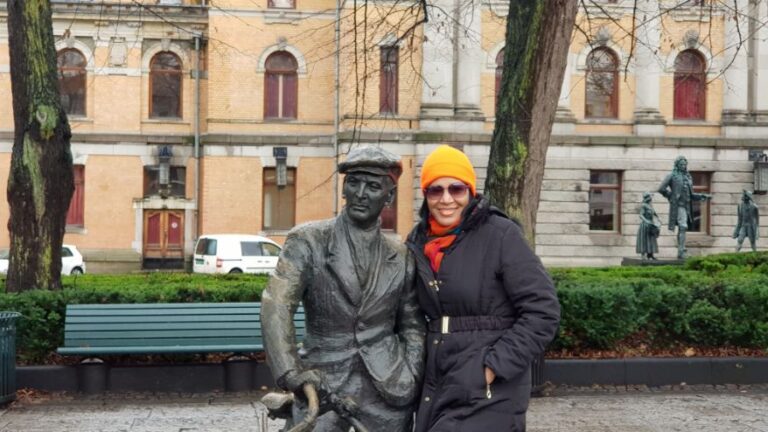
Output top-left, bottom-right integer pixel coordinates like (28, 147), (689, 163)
(635, 283), (690, 343)
(722, 280), (768, 346)
(685, 251), (768, 271)
(684, 300), (731, 346)
(552, 262), (768, 352)
(0, 273), (268, 363)
(556, 283), (641, 349)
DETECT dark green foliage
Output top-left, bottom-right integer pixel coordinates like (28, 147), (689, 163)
(0, 273), (267, 363)
(685, 251), (768, 271)
(550, 260), (768, 352)
(2, 255), (768, 363)
(684, 301), (731, 346)
(557, 283), (640, 349)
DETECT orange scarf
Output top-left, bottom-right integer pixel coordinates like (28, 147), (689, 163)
(424, 217), (460, 273)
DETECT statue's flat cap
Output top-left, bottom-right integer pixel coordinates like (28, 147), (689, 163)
(339, 146), (402, 182)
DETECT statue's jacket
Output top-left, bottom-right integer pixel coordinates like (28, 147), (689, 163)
(658, 172), (706, 230)
(261, 215), (426, 408)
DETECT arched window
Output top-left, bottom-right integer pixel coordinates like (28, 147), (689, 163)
(585, 47), (618, 118)
(150, 52), (183, 118)
(264, 51), (298, 120)
(495, 49), (504, 112)
(379, 46), (399, 114)
(57, 49), (87, 116)
(674, 49), (706, 120)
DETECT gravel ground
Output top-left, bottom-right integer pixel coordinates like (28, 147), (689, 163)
(0, 384), (765, 432)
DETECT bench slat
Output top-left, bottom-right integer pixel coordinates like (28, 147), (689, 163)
(64, 329), (263, 339)
(67, 322), (262, 331)
(66, 308), (260, 317)
(67, 303), (261, 310)
(57, 344), (264, 355)
(64, 337), (263, 347)
(66, 315), (262, 324)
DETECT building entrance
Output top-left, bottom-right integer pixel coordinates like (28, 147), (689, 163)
(143, 210), (185, 269)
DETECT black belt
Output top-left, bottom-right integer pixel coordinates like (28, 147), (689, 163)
(427, 315), (515, 334)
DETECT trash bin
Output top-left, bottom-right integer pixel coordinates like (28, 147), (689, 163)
(0, 312), (21, 405)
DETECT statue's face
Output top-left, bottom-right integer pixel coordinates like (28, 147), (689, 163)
(343, 172), (394, 228)
(676, 158), (688, 172)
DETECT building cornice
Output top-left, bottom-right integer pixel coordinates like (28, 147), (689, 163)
(0, 2), (208, 26)
(1, 131), (767, 151)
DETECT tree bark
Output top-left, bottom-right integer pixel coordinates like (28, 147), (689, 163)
(6, 0), (73, 292)
(485, 0), (578, 245)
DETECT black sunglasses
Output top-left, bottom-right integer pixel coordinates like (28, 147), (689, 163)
(424, 183), (470, 200)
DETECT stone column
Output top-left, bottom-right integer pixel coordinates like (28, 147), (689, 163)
(753, 0), (768, 121)
(553, 52), (576, 135)
(722, 0), (750, 126)
(419, 0), (455, 120)
(454, 0), (484, 121)
(633, 0), (665, 136)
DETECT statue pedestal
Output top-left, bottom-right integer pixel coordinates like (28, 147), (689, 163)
(621, 257), (686, 267)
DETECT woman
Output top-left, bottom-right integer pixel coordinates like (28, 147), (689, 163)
(406, 145), (560, 432)
(636, 192), (661, 260)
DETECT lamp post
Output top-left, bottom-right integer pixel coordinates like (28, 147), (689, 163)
(158, 145), (173, 198)
(750, 150), (768, 194)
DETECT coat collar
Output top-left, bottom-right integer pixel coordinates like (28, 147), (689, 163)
(326, 213), (401, 308)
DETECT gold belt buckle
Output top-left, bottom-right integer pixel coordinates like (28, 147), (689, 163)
(441, 316), (450, 334)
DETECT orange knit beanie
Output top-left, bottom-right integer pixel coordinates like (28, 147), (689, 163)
(420, 145), (477, 195)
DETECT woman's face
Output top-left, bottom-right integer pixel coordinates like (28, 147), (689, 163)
(425, 176), (471, 227)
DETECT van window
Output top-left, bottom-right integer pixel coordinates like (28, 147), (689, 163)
(262, 243), (281, 257)
(196, 238), (217, 255)
(62, 247), (73, 258)
(241, 241), (263, 257)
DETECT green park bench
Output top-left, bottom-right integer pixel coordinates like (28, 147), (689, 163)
(57, 302), (305, 356)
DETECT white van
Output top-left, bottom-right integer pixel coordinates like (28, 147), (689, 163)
(193, 234), (282, 275)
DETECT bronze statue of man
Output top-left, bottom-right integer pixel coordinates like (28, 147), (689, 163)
(657, 156), (711, 259)
(734, 190), (759, 252)
(260, 146), (426, 431)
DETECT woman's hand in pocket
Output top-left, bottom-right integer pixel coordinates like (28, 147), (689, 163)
(484, 367), (496, 385)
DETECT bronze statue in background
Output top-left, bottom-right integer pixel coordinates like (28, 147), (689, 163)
(636, 192), (661, 260)
(734, 190), (760, 252)
(657, 156), (712, 259)
(260, 146), (425, 432)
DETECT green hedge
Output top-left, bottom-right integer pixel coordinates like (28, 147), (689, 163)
(2, 253), (768, 363)
(0, 273), (267, 363)
(551, 252), (768, 351)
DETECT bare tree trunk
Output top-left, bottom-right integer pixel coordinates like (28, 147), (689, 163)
(485, 0), (577, 245)
(6, 0), (73, 292)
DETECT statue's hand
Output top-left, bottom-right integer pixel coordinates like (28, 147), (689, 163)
(283, 369), (328, 395)
(328, 393), (360, 419)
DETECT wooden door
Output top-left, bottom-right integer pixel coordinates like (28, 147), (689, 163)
(143, 210), (184, 260)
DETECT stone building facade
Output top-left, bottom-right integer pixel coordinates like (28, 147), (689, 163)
(0, 0), (766, 269)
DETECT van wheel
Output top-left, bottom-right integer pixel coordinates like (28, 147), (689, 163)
(71, 268), (84, 275)
(229, 268), (243, 274)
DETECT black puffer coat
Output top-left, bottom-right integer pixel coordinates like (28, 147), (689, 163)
(406, 195), (560, 432)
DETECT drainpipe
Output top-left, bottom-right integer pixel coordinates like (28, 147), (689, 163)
(194, 35), (202, 242)
(333, 0), (341, 216)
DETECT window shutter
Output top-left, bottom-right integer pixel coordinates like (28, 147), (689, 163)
(283, 73), (298, 119)
(265, 73), (281, 118)
(379, 47), (398, 114)
(66, 165), (85, 226)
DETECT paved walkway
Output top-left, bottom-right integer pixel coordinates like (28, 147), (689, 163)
(0, 385), (766, 432)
